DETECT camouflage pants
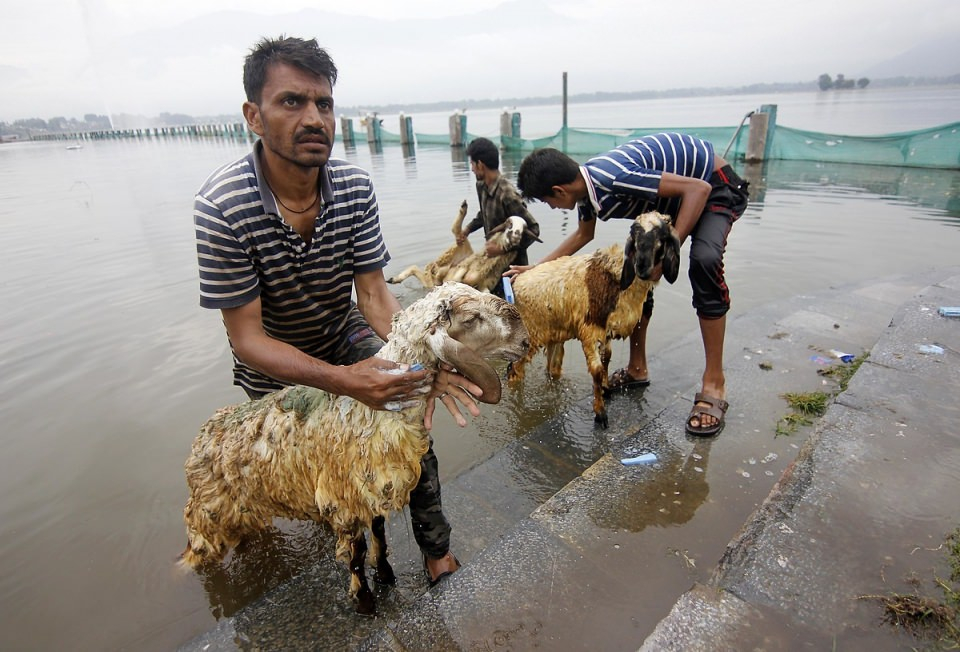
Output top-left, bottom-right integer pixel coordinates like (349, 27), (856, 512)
(244, 305), (452, 558)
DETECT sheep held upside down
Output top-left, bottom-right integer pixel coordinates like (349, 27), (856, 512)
(180, 283), (529, 615)
(388, 201), (540, 293)
(508, 212), (680, 428)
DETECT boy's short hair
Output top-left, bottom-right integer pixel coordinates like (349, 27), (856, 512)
(466, 137), (499, 170)
(517, 148), (580, 200)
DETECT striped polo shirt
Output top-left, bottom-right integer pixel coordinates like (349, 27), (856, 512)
(578, 133), (715, 223)
(193, 141), (389, 394)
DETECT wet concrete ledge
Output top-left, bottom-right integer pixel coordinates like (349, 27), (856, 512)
(181, 267), (960, 651)
(641, 269), (960, 651)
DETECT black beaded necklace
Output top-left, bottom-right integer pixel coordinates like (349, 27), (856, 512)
(273, 189), (319, 214)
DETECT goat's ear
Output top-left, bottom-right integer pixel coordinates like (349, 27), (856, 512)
(428, 294), (454, 333)
(661, 226), (681, 284)
(620, 238), (637, 291)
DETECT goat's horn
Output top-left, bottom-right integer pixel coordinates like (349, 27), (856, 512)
(523, 227), (543, 243)
(488, 221), (508, 235)
(437, 337), (502, 404)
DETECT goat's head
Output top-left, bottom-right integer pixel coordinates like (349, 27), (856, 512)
(487, 216), (542, 251)
(620, 211), (681, 290)
(420, 282), (529, 403)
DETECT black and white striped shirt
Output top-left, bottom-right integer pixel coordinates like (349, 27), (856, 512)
(193, 142), (389, 394)
(579, 133), (715, 223)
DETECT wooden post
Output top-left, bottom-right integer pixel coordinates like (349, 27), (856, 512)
(399, 113), (414, 146)
(448, 110), (466, 147)
(340, 115), (355, 146)
(745, 103), (778, 162)
(500, 110), (521, 139)
(745, 112), (769, 162)
(364, 113), (381, 145)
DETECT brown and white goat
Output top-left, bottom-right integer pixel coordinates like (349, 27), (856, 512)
(508, 212), (680, 428)
(180, 283), (529, 615)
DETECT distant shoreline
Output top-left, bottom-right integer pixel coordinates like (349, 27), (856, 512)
(341, 75), (960, 118)
(2, 75), (957, 135)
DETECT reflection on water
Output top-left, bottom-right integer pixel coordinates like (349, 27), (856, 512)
(590, 434), (713, 533)
(195, 521), (337, 619)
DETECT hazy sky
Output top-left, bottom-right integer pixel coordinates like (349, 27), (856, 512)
(2, 0), (958, 122)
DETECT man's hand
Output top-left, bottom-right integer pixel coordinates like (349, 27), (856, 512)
(343, 357), (432, 411)
(503, 264), (532, 279)
(456, 229), (470, 245)
(424, 363), (483, 430)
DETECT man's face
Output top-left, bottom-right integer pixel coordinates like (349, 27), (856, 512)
(244, 62), (336, 169)
(469, 159), (484, 182)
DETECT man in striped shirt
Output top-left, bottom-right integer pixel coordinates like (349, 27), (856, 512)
(193, 36), (465, 584)
(512, 134), (749, 437)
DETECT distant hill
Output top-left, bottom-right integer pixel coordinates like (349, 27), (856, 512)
(861, 35), (960, 79)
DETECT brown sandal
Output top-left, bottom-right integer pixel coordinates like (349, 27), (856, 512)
(607, 367), (651, 391)
(685, 392), (729, 437)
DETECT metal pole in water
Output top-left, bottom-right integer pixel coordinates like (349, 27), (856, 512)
(562, 72), (568, 129)
(562, 71), (568, 151)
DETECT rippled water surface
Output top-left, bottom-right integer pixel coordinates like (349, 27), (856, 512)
(1, 88), (958, 650)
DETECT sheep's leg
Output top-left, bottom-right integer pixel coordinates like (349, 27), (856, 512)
(507, 348), (535, 382)
(387, 265), (426, 286)
(600, 341), (613, 392)
(578, 334), (609, 429)
(349, 533), (376, 616)
(370, 515), (396, 586)
(545, 342), (565, 379)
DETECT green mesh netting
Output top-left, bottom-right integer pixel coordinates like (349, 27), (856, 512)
(345, 118), (959, 169)
(766, 123), (960, 168)
(501, 122), (959, 169)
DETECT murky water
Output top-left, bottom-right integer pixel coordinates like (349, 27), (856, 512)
(1, 88), (959, 650)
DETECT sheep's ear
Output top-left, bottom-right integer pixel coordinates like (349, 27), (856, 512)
(438, 337), (502, 403)
(428, 293), (454, 333)
(661, 225), (681, 284)
(620, 238), (637, 291)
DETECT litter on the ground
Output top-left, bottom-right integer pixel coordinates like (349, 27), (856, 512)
(620, 452), (657, 466)
(828, 349), (855, 363)
(917, 344), (945, 355)
(938, 306), (960, 317)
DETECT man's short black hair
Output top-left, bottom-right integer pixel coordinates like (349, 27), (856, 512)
(517, 148), (580, 200)
(466, 137), (499, 170)
(243, 35), (338, 104)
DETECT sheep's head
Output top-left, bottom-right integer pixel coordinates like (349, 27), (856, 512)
(487, 216), (542, 252)
(620, 211), (681, 290)
(421, 283), (529, 404)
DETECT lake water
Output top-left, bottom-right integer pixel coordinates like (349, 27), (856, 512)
(1, 87), (958, 651)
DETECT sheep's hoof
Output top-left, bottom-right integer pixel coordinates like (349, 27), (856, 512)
(355, 591), (376, 617)
(594, 412), (609, 429)
(373, 562), (396, 586)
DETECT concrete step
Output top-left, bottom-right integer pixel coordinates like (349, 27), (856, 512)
(181, 267), (960, 651)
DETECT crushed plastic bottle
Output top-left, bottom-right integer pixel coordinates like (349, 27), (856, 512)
(917, 344), (945, 355)
(620, 452), (657, 466)
(938, 306), (960, 318)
